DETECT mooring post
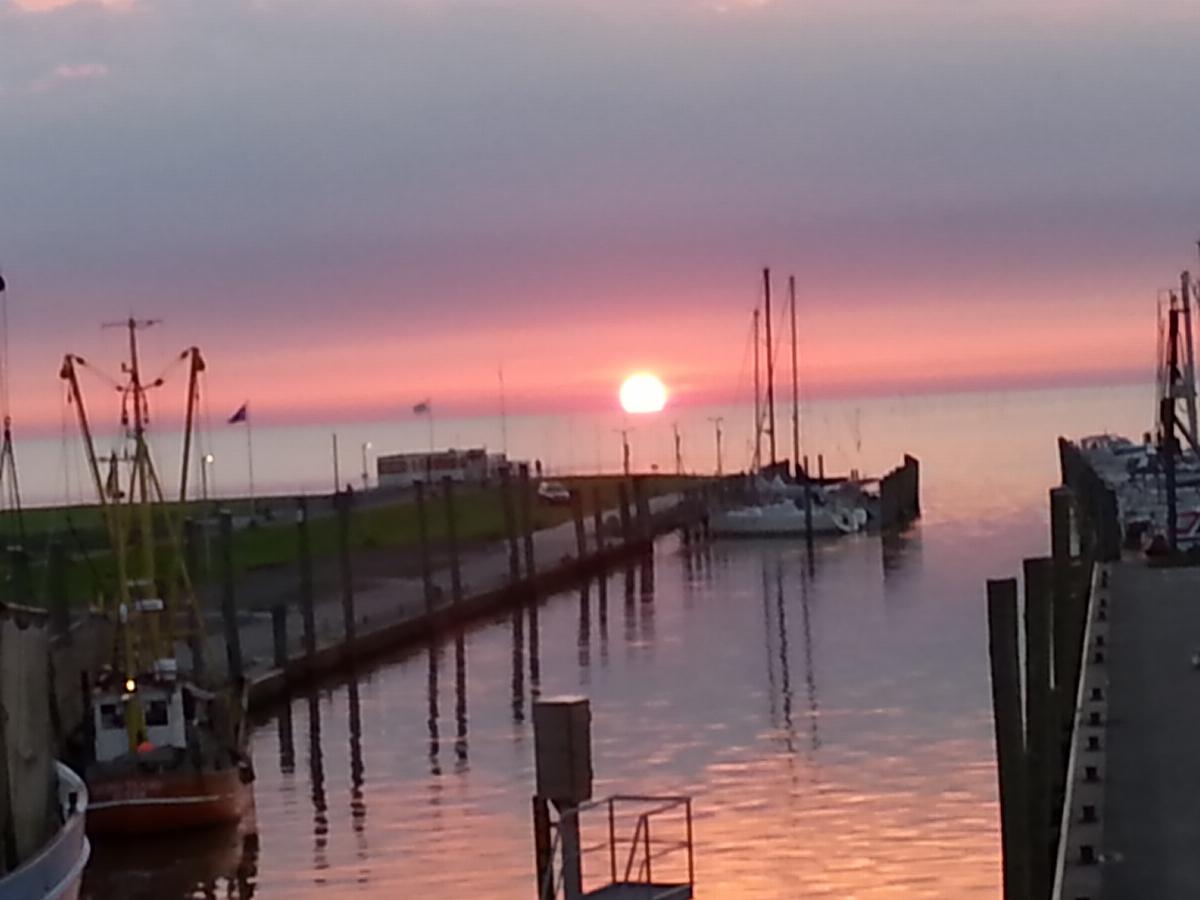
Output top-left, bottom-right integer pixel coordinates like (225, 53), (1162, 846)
(336, 490), (356, 645)
(219, 510), (243, 682)
(592, 488), (606, 555)
(415, 480), (435, 615)
(443, 477), (463, 604)
(46, 540), (69, 640)
(296, 497), (316, 663)
(571, 491), (586, 561)
(1023, 556), (1053, 899)
(501, 466), (521, 584)
(1050, 486), (1081, 746)
(520, 465), (536, 580)
(632, 475), (650, 542)
(271, 603), (288, 671)
(533, 696), (592, 900)
(817, 453), (825, 482)
(617, 481), (632, 547)
(987, 577), (1031, 900)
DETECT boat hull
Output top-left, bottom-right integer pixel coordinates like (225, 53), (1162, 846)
(87, 767), (250, 837)
(0, 762), (89, 900)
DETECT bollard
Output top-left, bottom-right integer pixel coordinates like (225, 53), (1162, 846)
(337, 490), (356, 644)
(500, 466), (521, 584)
(415, 480), (434, 615)
(520, 465), (536, 580)
(443, 478), (463, 604)
(296, 498), (316, 662)
(987, 577), (1031, 900)
(571, 491), (586, 561)
(592, 488), (606, 554)
(46, 540), (69, 640)
(271, 604), (288, 671)
(219, 510), (243, 682)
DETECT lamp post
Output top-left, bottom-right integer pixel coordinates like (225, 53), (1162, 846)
(201, 453), (214, 502)
(361, 441), (372, 490)
(618, 428), (631, 477)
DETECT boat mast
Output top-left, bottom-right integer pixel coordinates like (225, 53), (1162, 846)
(753, 307), (762, 471)
(1182, 270), (1199, 449)
(789, 274), (800, 478)
(178, 347), (205, 504)
(763, 267), (777, 468)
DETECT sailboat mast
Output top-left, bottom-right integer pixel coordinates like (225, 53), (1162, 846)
(753, 308), (762, 471)
(789, 274), (800, 477)
(763, 267), (777, 467)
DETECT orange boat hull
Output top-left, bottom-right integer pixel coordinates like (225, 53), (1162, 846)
(87, 767), (250, 836)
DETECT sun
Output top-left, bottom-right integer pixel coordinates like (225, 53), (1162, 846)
(619, 372), (667, 414)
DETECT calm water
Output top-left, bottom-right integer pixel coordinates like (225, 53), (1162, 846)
(82, 384), (1154, 898)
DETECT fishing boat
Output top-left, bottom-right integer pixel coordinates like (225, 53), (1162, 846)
(60, 319), (254, 837)
(0, 763), (89, 900)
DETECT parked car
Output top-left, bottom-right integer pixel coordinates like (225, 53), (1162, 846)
(536, 480), (572, 505)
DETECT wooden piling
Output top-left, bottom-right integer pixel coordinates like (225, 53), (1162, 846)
(1023, 556), (1053, 898)
(617, 481), (632, 546)
(296, 498), (316, 662)
(415, 480), (435, 614)
(219, 510), (244, 682)
(501, 466), (521, 584)
(46, 540), (69, 640)
(633, 476), (650, 541)
(443, 477), (463, 604)
(337, 490), (356, 644)
(571, 491), (586, 560)
(592, 488), (606, 554)
(1050, 487), (1081, 746)
(520, 465), (536, 579)
(987, 577), (1031, 900)
(271, 604), (288, 670)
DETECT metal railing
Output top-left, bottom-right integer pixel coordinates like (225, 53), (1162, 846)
(539, 794), (694, 900)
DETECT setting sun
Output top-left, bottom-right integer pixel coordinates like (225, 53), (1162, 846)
(619, 372), (667, 414)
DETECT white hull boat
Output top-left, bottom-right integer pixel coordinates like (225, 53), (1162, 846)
(0, 762), (90, 900)
(710, 500), (863, 537)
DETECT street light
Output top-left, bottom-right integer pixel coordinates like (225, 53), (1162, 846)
(361, 441), (372, 490)
(201, 453), (214, 502)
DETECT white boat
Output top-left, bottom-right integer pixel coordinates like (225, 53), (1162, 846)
(0, 762), (90, 900)
(710, 499), (863, 537)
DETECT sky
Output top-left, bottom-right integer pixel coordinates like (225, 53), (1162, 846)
(3, 0), (1200, 430)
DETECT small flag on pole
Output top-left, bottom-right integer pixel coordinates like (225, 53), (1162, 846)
(228, 402), (249, 424)
(412, 400), (431, 415)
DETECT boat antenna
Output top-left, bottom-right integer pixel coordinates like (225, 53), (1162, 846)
(753, 307), (762, 471)
(789, 274), (800, 479)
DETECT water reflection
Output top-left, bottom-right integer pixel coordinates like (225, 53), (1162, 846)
(577, 583), (590, 679)
(427, 642), (441, 777)
(527, 601), (541, 700)
(347, 674), (368, 858)
(799, 558), (822, 755)
(277, 700), (295, 775)
(510, 606), (524, 723)
(307, 693), (329, 876)
(454, 633), (468, 770)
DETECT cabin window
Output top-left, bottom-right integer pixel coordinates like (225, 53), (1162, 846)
(146, 700), (170, 727)
(100, 703), (124, 730)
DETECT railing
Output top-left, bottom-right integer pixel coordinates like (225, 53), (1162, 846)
(539, 794), (694, 900)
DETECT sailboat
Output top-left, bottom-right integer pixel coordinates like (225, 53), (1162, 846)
(710, 269), (866, 538)
(60, 319), (254, 836)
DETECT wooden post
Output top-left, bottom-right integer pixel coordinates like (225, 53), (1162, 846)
(296, 498), (316, 662)
(572, 491), (586, 561)
(271, 604), (288, 670)
(817, 453), (825, 482)
(592, 488), (606, 554)
(632, 476), (650, 541)
(443, 478), (463, 604)
(501, 466), (521, 584)
(987, 578), (1031, 900)
(337, 490), (356, 644)
(532, 795), (552, 898)
(415, 480), (434, 614)
(520, 465), (536, 580)
(1050, 487), (1080, 747)
(617, 481), (632, 546)
(1023, 556), (1053, 899)
(46, 541), (69, 640)
(219, 510), (243, 682)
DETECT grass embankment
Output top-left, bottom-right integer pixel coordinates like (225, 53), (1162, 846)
(3, 475), (695, 608)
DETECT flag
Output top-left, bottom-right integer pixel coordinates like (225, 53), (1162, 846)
(228, 402), (249, 424)
(412, 400), (431, 415)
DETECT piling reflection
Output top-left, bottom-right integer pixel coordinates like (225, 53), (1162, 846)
(277, 699), (295, 775)
(454, 632), (468, 770)
(577, 583), (591, 679)
(510, 606), (524, 723)
(774, 560), (796, 755)
(347, 674), (368, 860)
(623, 563), (636, 644)
(427, 642), (442, 777)
(881, 526), (921, 579)
(306, 693), (329, 875)
(638, 552), (656, 643)
(798, 556), (822, 754)
(527, 600), (541, 700)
